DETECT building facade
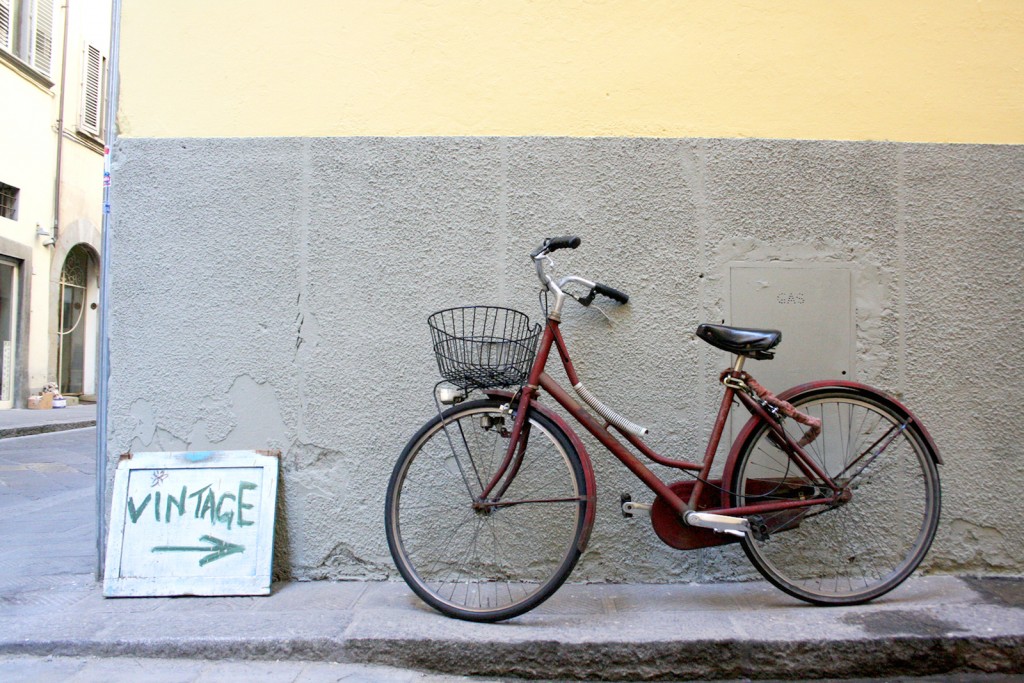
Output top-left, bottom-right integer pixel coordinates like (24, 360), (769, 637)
(0, 0), (110, 407)
(107, 1), (1024, 583)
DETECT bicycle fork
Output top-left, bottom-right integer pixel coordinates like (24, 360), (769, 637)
(476, 387), (536, 507)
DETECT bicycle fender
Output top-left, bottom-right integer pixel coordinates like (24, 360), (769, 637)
(720, 380), (942, 508)
(484, 390), (597, 553)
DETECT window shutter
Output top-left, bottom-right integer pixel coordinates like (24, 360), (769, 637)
(79, 43), (102, 136)
(0, 0), (11, 52)
(30, 0), (54, 75)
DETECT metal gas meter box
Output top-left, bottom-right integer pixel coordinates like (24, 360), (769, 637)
(103, 450), (279, 597)
(728, 263), (855, 390)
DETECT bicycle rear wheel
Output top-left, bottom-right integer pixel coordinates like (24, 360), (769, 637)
(385, 398), (589, 622)
(731, 387), (940, 605)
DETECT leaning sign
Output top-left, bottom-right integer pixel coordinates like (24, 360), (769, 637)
(103, 450), (279, 597)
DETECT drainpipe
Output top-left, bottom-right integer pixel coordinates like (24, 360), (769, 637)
(52, 0), (71, 243)
(96, 0), (121, 580)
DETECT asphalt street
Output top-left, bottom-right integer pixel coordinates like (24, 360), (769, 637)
(0, 427), (96, 581)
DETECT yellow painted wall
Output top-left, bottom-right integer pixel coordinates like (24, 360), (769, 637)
(118, 0), (1024, 143)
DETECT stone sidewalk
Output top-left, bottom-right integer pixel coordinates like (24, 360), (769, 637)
(1, 570), (1022, 680)
(2, 574), (1021, 680)
(0, 426), (1021, 680)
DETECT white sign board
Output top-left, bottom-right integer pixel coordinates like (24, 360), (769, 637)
(104, 450), (279, 597)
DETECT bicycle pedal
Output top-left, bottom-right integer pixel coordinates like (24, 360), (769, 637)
(748, 515), (769, 542)
(620, 493), (651, 518)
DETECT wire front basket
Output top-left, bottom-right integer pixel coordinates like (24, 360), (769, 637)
(429, 306), (541, 390)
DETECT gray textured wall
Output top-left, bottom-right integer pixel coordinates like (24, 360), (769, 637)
(107, 137), (1024, 583)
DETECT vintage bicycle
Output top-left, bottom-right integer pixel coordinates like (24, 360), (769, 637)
(385, 236), (941, 622)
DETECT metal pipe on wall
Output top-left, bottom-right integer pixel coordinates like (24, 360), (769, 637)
(52, 0), (71, 242)
(95, 0), (121, 580)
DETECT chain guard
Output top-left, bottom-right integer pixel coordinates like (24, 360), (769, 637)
(650, 480), (742, 550)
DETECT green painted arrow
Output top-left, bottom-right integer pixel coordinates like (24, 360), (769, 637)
(152, 535), (245, 566)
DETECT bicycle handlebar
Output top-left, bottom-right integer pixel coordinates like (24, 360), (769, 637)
(532, 237), (630, 312)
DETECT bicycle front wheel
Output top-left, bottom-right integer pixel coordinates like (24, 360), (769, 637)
(385, 398), (589, 622)
(732, 387), (940, 605)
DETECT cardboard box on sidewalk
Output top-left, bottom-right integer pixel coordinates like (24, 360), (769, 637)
(27, 394), (53, 410)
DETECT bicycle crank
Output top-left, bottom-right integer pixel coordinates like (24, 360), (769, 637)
(684, 511), (751, 537)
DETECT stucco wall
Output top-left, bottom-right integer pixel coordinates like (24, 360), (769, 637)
(106, 136), (1024, 583)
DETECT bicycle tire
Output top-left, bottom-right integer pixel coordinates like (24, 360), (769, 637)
(731, 386), (940, 605)
(385, 398), (589, 622)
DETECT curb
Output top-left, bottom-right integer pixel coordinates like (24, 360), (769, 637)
(0, 420), (96, 439)
(343, 634), (1024, 680)
(0, 632), (1020, 680)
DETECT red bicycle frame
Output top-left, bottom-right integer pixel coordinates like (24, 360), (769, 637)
(480, 316), (844, 523)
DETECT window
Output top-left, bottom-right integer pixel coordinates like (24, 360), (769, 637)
(78, 43), (105, 138)
(0, 182), (18, 220)
(0, 0), (55, 76)
(0, 2), (8, 51)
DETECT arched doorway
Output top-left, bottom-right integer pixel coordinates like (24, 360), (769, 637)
(57, 245), (99, 396)
(0, 257), (20, 409)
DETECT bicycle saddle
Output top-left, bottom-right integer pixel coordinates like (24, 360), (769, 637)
(695, 323), (782, 360)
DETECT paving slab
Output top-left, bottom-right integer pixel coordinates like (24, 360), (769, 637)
(0, 656), (505, 683)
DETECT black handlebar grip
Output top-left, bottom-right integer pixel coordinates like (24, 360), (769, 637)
(531, 236), (581, 257)
(546, 235), (581, 252)
(594, 282), (629, 304)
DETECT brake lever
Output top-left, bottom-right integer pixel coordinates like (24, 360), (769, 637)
(577, 288), (597, 306)
(569, 289), (614, 326)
